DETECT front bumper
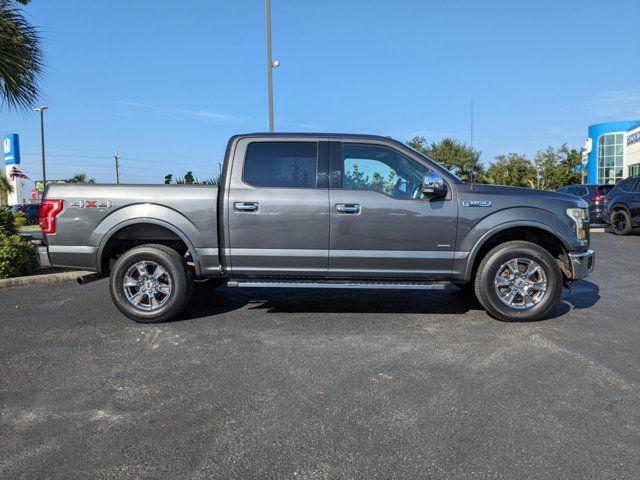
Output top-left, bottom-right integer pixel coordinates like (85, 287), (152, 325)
(569, 249), (595, 280)
(36, 246), (51, 268)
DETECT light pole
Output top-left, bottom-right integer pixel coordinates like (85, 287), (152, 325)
(33, 106), (48, 195)
(265, 0), (279, 132)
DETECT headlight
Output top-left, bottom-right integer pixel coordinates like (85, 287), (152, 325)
(566, 208), (588, 240)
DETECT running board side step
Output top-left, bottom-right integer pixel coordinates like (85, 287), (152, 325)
(226, 279), (450, 290)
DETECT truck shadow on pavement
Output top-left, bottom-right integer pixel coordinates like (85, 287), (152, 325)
(174, 279), (600, 323)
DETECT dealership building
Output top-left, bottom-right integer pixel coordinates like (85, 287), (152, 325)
(582, 120), (640, 184)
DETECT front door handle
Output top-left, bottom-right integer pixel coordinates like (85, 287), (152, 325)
(234, 202), (259, 212)
(336, 203), (360, 214)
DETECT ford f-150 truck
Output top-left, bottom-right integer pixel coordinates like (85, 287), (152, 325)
(37, 133), (595, 323)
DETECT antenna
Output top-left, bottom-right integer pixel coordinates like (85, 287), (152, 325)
(470, 98), (474, 149)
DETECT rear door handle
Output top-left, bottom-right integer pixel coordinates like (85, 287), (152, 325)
(336, 203), (360, 214)
(234, 202), (259, 212)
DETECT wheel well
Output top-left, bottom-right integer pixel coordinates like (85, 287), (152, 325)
(100, 223), (192, 273)
(470, 226), (570, 281)
(611, 204), (629, 214)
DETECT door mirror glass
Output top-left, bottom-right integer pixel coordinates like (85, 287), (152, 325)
(421, 171), (447, 199)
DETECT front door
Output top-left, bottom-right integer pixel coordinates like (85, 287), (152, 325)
(328, 141), (457, 279)
(226, 137), (330, 276)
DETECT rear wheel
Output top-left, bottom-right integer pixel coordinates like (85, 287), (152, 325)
(474, 241), (562, 322)
(109, 244), (193, 323)
(611, 209), (632, 235)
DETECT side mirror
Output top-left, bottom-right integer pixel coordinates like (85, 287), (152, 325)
(422, 171), (447, 199)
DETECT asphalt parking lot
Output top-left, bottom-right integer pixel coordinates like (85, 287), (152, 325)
(1, 232), (638, 479)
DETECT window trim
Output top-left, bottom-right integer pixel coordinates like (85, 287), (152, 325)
(241, 140), (325, 190)
(333, 141), (452, 201)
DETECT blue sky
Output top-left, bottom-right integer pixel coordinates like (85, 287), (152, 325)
(1, 0), (639, 189)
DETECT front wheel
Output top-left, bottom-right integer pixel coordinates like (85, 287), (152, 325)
(109, 244), (193, 323)
(474, 241), (563, 322)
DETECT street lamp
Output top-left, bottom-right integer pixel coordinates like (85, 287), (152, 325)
(265, 0), (280, 132)
(33, 105), (48, 195)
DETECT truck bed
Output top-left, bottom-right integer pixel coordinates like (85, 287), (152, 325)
(42, 184), (220, 276)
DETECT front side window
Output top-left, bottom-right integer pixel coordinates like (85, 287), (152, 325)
(244, 142), (318, 188)
(341, 143), (427, 199)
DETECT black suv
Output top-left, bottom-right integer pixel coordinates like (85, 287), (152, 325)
(603, 177), (640, 235)
(556, 184), (613, 225)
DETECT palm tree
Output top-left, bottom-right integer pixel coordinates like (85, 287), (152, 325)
(0, 0), (44, 111)
(68, 173), (95, 184)
(0, 172), (13, 205)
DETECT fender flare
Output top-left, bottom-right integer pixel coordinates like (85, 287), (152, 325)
(96, 217), (201, 276)
(462, 220), (573, 282)
(609, 202), (631, 216)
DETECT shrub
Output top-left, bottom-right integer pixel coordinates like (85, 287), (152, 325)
(0, 234), (37, 279)
(13, 212), (27, 229)
(0, 207), (16, 235)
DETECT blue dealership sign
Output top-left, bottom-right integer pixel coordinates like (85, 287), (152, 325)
(3, 133), (21, 165)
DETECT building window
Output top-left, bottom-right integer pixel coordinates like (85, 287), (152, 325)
(597, 133), (624, 184)
(629, 163), (640, 178)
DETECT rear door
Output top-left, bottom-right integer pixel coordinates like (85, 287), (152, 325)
(225, 137), (330, 276)
(628, 178), (640, 222)
(328, 140), (458, 279)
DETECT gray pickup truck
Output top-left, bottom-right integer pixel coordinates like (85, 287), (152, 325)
(37, 133), (595, 322)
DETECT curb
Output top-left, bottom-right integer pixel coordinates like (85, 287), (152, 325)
(591, 228), (605, 233)
(0, 270), (94, 289)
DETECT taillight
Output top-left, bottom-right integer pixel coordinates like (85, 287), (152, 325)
(591, 187), (601, 202)
(39, 199), (63, 234)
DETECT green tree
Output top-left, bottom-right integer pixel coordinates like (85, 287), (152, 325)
(407, 136), (485, 182)
(486, 153), (537, 187)
(0, 172), (14, 205)
(0, 0), (44, 111)
(534, 144), (581, 190)
(67, 173), (95, 184)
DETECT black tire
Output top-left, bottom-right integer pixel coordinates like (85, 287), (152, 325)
(109, 244), (193, 323)
(611, 209), (632, 235)
(27, 216), (39, 225)
(474, 241), (563, 322)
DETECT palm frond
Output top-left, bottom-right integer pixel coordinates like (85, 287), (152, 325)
(0, 0), (44, 111)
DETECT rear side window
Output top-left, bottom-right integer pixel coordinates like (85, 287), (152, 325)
(618, 178), (638, 193)
(244, 142), (318, 188)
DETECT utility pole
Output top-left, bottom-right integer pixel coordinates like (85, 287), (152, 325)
(33, 106), (48, 194)
(114, 150), (120, 184)
(265, 0), (279, 132)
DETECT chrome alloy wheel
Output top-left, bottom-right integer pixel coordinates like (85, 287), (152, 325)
(494, 258), (548, 310)
(123, 261), (172, 311)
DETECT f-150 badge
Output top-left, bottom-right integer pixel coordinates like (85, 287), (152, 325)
(462, 200), (492, 207)
(69, 200), (112, 209)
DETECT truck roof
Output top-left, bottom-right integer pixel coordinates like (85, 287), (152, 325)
(233, 132), (394, 140)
